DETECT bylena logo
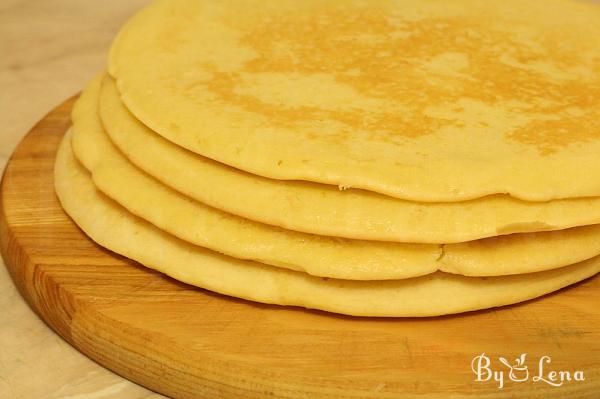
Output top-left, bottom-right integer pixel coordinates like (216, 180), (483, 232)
(471, 353), (585, 389)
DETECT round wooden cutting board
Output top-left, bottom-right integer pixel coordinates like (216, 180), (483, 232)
(1, 99), (599, 399)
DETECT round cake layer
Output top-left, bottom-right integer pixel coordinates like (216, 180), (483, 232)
(110, 0), (600, 202)
(76, 75), (600, 278)
(94, 74), (600, 244)
(55, 132), (600, 317)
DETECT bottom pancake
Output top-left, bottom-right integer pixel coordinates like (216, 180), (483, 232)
(55, 132), (600, 317)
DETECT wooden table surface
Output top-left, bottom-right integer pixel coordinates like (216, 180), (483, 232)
(2, 1), (600, 398)
(0, 1), (163, 397)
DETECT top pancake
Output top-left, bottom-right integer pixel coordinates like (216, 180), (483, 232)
(109, 0), (600, 202)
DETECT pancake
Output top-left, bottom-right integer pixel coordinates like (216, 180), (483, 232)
(55, 132), (600, 317)
(99, 75), (600, 244)
(442, 225), (600, 276)
(84, 123), (600, 277)
(72, 74), (441, 281)
(109, 0), (600, 202)
(76, 74), (600, 278)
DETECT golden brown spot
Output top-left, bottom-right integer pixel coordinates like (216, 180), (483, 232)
(507, 86), (600, 154)
(190, 1), (600, 153)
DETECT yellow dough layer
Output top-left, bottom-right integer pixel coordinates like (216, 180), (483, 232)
(99, 75), (600, 244)
(73, 74), (441, 280)
(109, 0), (600, 202)
(80, 75), (600, 277)
(55, 133), (600, 317)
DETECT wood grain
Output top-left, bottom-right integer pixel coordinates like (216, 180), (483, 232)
(1, 100), (600, 398)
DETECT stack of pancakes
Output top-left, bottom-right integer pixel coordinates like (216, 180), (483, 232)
(55, 0), (600, 316)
